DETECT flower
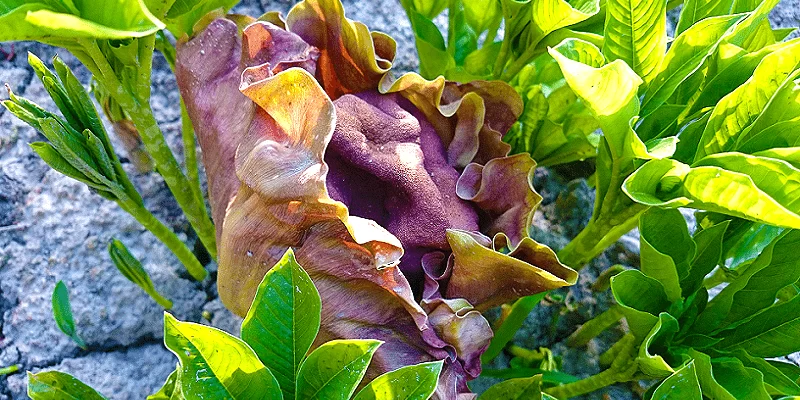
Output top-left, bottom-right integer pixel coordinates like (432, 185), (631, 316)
(176, 1), (577, 397)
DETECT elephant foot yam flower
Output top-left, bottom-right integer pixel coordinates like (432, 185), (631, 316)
(176, 0), (578, 397)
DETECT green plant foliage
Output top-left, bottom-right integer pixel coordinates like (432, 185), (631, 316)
(149, 0), (241, 37)
(505, 39), (604, 167)
(650, 361), (702, 400)
(4, 54), (208, 280)
(399, 0), (604, 168)
(31, 249), (444, 399)
(351, 362), (444, 400)
(0, 0), (164, 42)
(146, 370), (179, 400)
(51, 281), (86, 350)
(478, 375), (544, 399)
(108, 239), (173, 309)
(603, 0), (668, 84)
(296, 339), (382, 399)
(163, 313), (283, 399)
(241, 249), (321, 399)
(601, 209), (800, 398)
(546, 0), (800, 268)
(1, 0), (224, 260)
(28, 371), (107, 400)
(0, 365), (19, 376)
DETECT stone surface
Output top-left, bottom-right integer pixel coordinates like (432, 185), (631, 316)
(0, 1), (798, 399)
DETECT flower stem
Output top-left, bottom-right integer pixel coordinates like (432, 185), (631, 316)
(567, 304), (624, 347)
(180, 100), (203, 209)
(544, 363), (633, 399)
(78, 38), (217, 259)
(118, 198), (207, 281)
(557, 204), (646, 269)
(546, 334), (638, 399)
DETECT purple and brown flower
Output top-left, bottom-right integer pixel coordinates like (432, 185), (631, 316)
(176, 1), (577, 397)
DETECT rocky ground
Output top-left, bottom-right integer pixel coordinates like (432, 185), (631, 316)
(0, 1), (799, 399)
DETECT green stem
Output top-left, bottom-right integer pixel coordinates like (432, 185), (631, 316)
(599, 335), (631, 367)
(544, 364), (632, 399)
(567, 305), (624, 347)
(557, 204), (646, 269)
(0, 365), (19, 376)
(119, 198), (207, 281)
(155, 35), (204, 209)
(500, 42), (544, 81)
(492, 28), (513, 78)
(180, 99), (204, 209)
(78, 39), (217, 259)
(547, 334), (637, 399)
(591, 265), (628, 292)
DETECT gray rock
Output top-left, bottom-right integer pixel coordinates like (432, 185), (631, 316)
(5, 344), (176, 399)
(1, 1), (799, 399)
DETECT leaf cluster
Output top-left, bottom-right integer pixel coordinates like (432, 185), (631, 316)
(29, 250), (444, 400)
(610, 208), (800, 398)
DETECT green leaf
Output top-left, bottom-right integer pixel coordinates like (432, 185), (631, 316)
(108, 239), (172, 309)
(689, 349), (737, 400)
(683, 220), (728, 295)
(447, 0), (478, 65)
(404, 8), (454, 79)
(482, 292), (547, 362)
(530, 0), (600, 47)
(36, 117), (108, 189)
(477, 375), (543, 400)
(507, 38), (604, 166)
(603, 0), (668, 84)
(714, 294), (800, 357)
(549, 49), (654, 164)
(296, 339), (382, 400)
(27, 53), (81, 129)
(400, 0), (448, 19)
(82, 129), (116, 183)
(462, 0), (502, 35)
(651, 361), (701, 400)
(496, 0), (600, 80)
(731, 350), (800, 396)
(638, 313), (679, 378)
(27, 371), (107, 400)
(611, 270), (671, 339)
(736, 118), (800, 155)
(709, 357), (771, 399)
(623, 155), (800, 229)
(240, 249), (321, 400)
(640, 14), (745, 117)
(674, 0), (760, 35)
(29, 142), (105, 193)
(147, 370), (182, 400)
(0, 0), (165, 42)
(51, 281), (86, 350)
(162, 0), (240, 36)
(639, 208), (695, 302)
(696, 40), (800, 160)
(683, 40), (793, 121)
(163, 313), (282, 400)
(51, 55), (111, 154)
(352, 361), (443, 400)
(696, 230), (800, 332)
